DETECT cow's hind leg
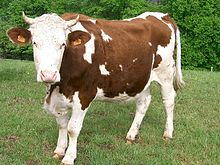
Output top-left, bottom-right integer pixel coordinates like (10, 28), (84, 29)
(160, 82), (176, 139)
(156, 64), (176, 139)
(53, 115), (68, 159)
(126, 87), (151, 143)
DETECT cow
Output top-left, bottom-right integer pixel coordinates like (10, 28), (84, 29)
(7, 12), (184, 164)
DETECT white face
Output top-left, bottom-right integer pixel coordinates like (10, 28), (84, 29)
(28, 14), (70, 83)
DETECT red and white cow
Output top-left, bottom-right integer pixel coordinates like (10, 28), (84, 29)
(7, 12), (184, 164)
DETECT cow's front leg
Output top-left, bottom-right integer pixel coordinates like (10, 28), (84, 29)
(61, 94), (88, 165)
(53, 115), (68, 159)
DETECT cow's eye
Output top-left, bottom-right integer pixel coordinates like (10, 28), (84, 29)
(33, 42), (37, 47)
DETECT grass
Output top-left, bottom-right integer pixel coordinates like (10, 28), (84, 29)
(0, 59), (220, 165)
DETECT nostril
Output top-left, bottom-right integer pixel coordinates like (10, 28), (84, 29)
(52, 71), (57, 79)
(41, 71), (46, 78)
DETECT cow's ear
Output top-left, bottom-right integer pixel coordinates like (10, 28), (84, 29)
(7, 27), (31, 45)
(68, 31), (91, 47)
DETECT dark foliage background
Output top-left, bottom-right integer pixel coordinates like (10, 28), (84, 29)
(0, 0), (219, 70)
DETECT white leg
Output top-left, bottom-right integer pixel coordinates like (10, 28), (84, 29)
(160, 84), (176, 139)
(53, 115), (68, 159)
(154, 59), (176, 139)
(62, 92), (88, 165)
(126, 87), (151, 143)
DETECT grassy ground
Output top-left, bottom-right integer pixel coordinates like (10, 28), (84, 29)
(0, 59), (220, 165)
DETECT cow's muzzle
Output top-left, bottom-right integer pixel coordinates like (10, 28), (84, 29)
(38, 70), (60, 83)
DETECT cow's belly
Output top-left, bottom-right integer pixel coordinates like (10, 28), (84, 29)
(95, 88), (140, 103)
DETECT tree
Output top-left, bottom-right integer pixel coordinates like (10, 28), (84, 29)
(1, 0), (219, 70)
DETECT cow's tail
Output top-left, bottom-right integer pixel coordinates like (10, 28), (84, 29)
(174, 28), (185, 90)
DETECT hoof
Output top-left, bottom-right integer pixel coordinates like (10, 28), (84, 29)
(53, 153), (64, 160)
(163, 136), (171, 141)
(163, 134), (173, 141)
(126, 139), (135, 144)
(60, 157), (76, 165)
(60, 163), (73, 165)
(163, 131), (173, 140)
(126, 134), (139, 144)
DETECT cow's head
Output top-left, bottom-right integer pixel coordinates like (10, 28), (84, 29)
(7, 12), (81, 84)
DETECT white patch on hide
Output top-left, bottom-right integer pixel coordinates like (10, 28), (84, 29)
(43, 86), (72, 117)
(89, 19), (96, 24)
(101, 29), (112, 42)
(72, 91), (82, 110)
(119, 64), (123, 71)
(148, 42), (152, 46)
(83, 33), (95, 64)
(156, 45), (167, 60)
(99, 64), (110, 75)
(95, 88), (138, 102)
(95, 88), (105, 99)
(70, 22), (88, 32)
(124, 12), (167, 21)
(133, 58), (138, 63)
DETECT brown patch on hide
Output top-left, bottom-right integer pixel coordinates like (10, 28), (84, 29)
(153, 55), (162, 68)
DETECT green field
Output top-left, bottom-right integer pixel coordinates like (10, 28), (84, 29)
(0, 59), (220, 165)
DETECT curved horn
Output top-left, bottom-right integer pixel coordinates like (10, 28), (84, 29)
(66, 15), (79, 27)
(22, 12), (35, 25)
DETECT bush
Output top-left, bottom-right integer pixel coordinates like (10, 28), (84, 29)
(1, 0), (219, 70)
(162, 0), (220, 70)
